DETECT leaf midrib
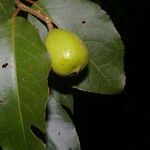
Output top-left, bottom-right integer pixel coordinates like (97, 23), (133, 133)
(11, 18), (28, 148)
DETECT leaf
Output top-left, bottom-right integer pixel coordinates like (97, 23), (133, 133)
(46, 94), (80, 150)
(29, 0), (125, 94)
(0, 0), (14, 22)
(29, 14), (48, 41)
(0, 17), (51, 150)
(52, 90), (74, 113)
(48, 73), (74, 113)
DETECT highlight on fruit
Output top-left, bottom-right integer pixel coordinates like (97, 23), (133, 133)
(45, 28), (89, 76)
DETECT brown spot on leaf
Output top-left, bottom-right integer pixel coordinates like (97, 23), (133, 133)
(58, 132), (61, 136)
(2, 63), (8, 68)
(81, 20), (86, 24)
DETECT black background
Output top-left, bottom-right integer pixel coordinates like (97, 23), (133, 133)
(73, 0), (150, 149)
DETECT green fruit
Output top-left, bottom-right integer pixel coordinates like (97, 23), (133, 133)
(45, 28), (89, 76)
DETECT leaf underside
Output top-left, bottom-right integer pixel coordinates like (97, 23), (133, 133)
(29, 0), (125, 94)
(46, 92), (80, 150)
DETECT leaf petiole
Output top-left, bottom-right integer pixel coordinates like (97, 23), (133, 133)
(14, 0), (53, 30)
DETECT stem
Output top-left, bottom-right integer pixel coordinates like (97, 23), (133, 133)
(12, 7), (21, 18)
(26, 0), (35, 5)
(15, 0), (53, 30)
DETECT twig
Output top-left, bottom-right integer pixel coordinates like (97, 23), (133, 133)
(15, 0), (53, 30)
(26, 0), (35, 5)
(12, 7), (21, 18)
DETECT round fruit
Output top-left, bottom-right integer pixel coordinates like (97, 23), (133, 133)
(45, 28), (89, 76)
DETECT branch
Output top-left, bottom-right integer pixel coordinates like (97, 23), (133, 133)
(15, 0), (53, 30)
(12, 7), (21, 18)
(26, 0), (35, 5)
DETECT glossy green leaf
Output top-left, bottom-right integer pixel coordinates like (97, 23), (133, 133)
(0, 0), (14, 22)
(0, 17), (51, 150)
(29, 0), (125, 94)
(46, 93), (80, 150)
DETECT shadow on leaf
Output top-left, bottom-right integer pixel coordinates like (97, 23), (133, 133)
(31, 125), (46, 144)
(48, 66), (89, 93)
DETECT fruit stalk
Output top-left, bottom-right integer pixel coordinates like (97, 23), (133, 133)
(14, 0), (53, 30)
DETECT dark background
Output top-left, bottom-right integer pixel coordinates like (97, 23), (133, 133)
(73, 0), (150, 149)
